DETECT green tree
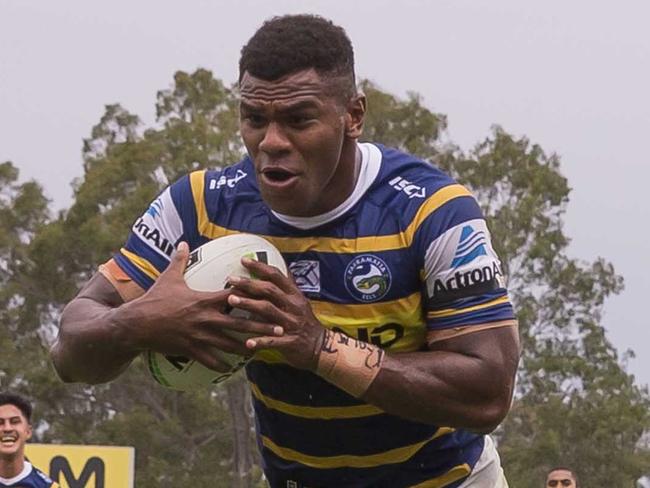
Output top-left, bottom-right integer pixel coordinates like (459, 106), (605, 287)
(3, 70), (255, 487)
(2, 71), (647, 486)
(0, 161), (53, 414)
(447, 129), (649, 486)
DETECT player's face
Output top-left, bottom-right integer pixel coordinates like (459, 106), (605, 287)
(239, 68), (364, 217)
(0, 405), (32, 459)
(546, 470), (576, 488)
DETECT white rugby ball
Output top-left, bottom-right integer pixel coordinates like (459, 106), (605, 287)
(146, 233), (287, 391)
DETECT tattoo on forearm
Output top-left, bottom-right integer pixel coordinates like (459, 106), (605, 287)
(317, 330), (385, 397)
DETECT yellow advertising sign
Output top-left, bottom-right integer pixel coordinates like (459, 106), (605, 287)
(25, 444), (134, 488)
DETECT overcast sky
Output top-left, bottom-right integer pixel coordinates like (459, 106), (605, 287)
(1, 0), (648, 386)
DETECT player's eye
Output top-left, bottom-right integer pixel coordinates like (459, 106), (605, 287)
(290, 115), (307, 124)
(243, 113), (266, 127)
(287, 114), (314, 127)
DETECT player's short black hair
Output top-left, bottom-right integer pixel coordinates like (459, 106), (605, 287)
(0, 392), (33, 422)
(547, 467), (579, 487)
(239, 14), (356, 101)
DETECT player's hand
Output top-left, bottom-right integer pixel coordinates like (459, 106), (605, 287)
(226, 257), (326, 371)
(124, 242), (283, 372)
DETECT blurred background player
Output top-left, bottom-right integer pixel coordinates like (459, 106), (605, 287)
(0, 393), (58, 488)
(545, 467), (578, 488)
(52, 14), (519, 487)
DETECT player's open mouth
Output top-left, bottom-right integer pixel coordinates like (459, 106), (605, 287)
(260, 168), (299, 187)
(0, 435), (17, 446)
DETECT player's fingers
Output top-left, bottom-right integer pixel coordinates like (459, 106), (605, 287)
(224, 316), (284, 337)
(228, 275), (294, 311)
(162, 241), (190, 278)
(245, 335), (293, 351)
(193, 331), (252, 357)
(198, 312), (284, 338)
(187, 345), (234, 373)
(241, 258), (297, 294)
(226, 294), (291, 325)
(193, 288), (233, 307)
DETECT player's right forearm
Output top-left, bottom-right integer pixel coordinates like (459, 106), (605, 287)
(51, 297), (143, 384)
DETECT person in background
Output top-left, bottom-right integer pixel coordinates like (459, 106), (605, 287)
(546, 467), (578, 488)
(0, 393), (58, 488)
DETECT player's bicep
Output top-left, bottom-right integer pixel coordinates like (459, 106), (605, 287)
(427, 325), (520, 374)
(418, 197), (516, 343)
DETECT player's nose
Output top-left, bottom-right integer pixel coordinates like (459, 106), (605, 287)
(259, 122), (291, 155)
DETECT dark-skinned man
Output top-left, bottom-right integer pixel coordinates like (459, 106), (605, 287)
(52, 14), (519, 488)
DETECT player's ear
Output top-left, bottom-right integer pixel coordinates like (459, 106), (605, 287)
(26, 422), (32, 441)
(345, 93), (366, 139)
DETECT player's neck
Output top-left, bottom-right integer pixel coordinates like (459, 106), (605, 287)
(353, 144), (362, 182)
(0, 455), (25, 479)
(320, 140), (362, 213)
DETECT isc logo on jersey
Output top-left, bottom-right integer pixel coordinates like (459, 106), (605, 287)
(425, 221), (504, 302)
(132, 188), (183, 258)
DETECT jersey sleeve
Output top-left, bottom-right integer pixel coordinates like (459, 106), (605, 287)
(417, 188), (515, 330)
(113, 172), (199, 290)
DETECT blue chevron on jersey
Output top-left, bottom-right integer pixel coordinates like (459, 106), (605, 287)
(145, 197), (163, 218)
(451, 225), (488, 268)
(113, 142), (515, 486)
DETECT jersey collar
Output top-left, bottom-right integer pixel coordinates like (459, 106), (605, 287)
(271, 143), (382, 229)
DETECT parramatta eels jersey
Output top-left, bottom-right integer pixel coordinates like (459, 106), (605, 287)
(0, 462), (59, 488)
(114, 143), (515, 488)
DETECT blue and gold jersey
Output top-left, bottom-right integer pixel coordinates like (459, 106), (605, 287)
(0, 462), (59, 488)
(115, 143), (515, 487)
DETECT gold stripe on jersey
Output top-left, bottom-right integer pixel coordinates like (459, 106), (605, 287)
(405, 184), (473, 244)
(311, 292), (422, 323)
(190, 171), (238, 240)
(261, 427), (455, 469)
(252, 349), (288, 364)
(189, 171), (471, 253)
(311, 293), (426, 353)
(252, 313), (425, 365)
(407, 463), (472, 488)
(252, 294), (427, 365)
(427, 296), (510, 319)
(120, 248), (160, 280)
(250, 382), (384, 419)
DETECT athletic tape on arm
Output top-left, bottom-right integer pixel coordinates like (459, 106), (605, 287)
(99, 258), (145, 302)
(316, 330), (385, 398)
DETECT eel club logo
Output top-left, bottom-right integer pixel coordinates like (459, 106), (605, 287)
(344, 254), (392, 302)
